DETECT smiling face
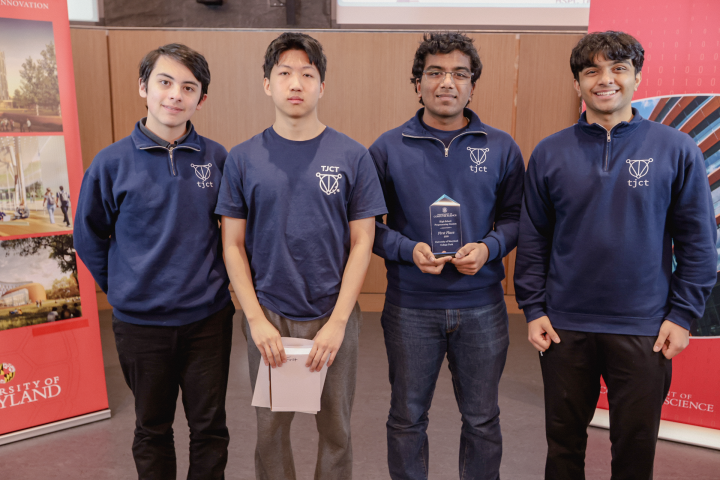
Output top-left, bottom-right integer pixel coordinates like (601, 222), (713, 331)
(417, 50), (475, 127)
(264, 49), (325, 121)
(574, 54), (641, 126)
(139, 55), (206, 139)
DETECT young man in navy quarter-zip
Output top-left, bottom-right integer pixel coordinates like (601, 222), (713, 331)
(74, 44), (235, 480)
(370, 32), (525, 480)
(514, 31), (717, 480)
(216, 33), (386, 480)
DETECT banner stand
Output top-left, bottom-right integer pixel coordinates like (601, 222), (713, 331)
(0, 0), (109, 441)
(591, 409), (720, 451)
(0, 408), (110, 446)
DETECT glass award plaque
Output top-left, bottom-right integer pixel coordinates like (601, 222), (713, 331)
(430, 195), (462, 257)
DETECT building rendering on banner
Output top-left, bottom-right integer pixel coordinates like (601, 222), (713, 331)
(0, 280), (47, 307)
(0, 137), (25, 208)
(0, 50), (9, 102)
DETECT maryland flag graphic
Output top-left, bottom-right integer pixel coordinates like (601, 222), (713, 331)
(0, 363), (16, 384)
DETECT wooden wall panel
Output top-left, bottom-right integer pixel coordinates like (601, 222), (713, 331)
(70, 29), (114, 171)
(467, 34), (519, 136)
(515, 34), (583, 163)
(105, 31), (519, 149)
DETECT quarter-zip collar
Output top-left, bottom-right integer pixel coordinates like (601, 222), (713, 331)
(138, 117), (193, 148)
(577, 108), (644, 172)
(577, 107), (644, 139)
(131, 119), (202, 177)
(402, 108), (487, 157)
(131, 119), (201, 152)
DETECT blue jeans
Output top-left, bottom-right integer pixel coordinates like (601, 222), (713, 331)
(381, 300), (509, 480)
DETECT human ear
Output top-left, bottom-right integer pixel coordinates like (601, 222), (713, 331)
(196, 94), (208, 110)
(139, 77), (148, 99)
(263, 77), (273, 97)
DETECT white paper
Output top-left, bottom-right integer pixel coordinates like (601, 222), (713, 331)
(251, 362), (271, 408)
(250, 337), (329, 414)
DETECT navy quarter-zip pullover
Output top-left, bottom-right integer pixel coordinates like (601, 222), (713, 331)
(74, 120), (231, 326)
(514, 109), (717, 335)
(371, 108), (525, 309)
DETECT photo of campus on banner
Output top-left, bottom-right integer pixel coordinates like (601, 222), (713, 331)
(0, 233), (81, 332)
(0, 17), (61, 133)
(0, 135), (72, 236)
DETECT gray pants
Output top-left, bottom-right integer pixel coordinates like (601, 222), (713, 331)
(242, 304), (361, 480)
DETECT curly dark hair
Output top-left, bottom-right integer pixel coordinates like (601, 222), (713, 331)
(570, 31), (644, 81)
(410, 32), (482, 104)
(139, 44), (210, 102)
(263, 32), (327, 82)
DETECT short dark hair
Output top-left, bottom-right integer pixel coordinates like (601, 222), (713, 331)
(139, 43), (211, 99)
(411, 32), (482, 104)
(263, 32), (327, 82)
(570, 31), (644, 81)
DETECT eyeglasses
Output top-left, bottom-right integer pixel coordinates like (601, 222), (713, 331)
(422, 70), (474, 84)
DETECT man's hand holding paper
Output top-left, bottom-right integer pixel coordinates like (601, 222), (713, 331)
(251, 337), (330, 414)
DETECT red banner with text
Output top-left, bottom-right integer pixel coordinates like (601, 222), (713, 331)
(0, 0), (108, 436)
(590, 0), (720, 430)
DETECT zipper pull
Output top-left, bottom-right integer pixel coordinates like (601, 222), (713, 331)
(168, 146), (177, 176)
(445, 147), (449, 157)
(607, 132), (611, 142)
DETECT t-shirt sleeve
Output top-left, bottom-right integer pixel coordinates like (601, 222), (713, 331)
(214, 151), (248, 219)
(347, 151), (388, 221)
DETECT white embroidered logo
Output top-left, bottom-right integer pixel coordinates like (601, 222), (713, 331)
(626, 158), (653, 188)
(191, 163), (214, 188)
(468, 147), (489, 173)
(316, 166), (342, 195)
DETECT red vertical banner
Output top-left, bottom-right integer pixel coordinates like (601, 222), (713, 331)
(0, 0), (108, 441)
(590, 0), (720, 432)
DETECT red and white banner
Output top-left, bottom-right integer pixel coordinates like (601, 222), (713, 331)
(590, 0), (720, 432)
(0, 0), (108, 441)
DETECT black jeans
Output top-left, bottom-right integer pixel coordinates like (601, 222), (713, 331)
(113, 302), (235, 480)
(60, 203), (70, 226)
(540, 328), (672, 480)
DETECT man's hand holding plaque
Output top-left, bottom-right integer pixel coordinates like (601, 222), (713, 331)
(413, 242), (452, 275)
(451, 242), (489, 275)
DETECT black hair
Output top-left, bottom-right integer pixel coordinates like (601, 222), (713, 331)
(411, 32), (482, 104)
(263, 32), (327, 82)
(570, 31), (644, 81)
(139, 43), (211, 100)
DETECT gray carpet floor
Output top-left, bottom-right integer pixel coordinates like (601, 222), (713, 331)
(3, 310), (719, 479)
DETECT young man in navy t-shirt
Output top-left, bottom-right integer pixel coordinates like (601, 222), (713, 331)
(514, 32), (716, 479)
(74, 44), (234, 479)
(216, 33), (387, 480)
(370, 33), (525, 479)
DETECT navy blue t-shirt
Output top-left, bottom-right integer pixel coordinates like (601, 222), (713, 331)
(215, 126), (387, 321)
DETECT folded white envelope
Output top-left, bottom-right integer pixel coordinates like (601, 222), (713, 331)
(251, 337), (329, 414)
